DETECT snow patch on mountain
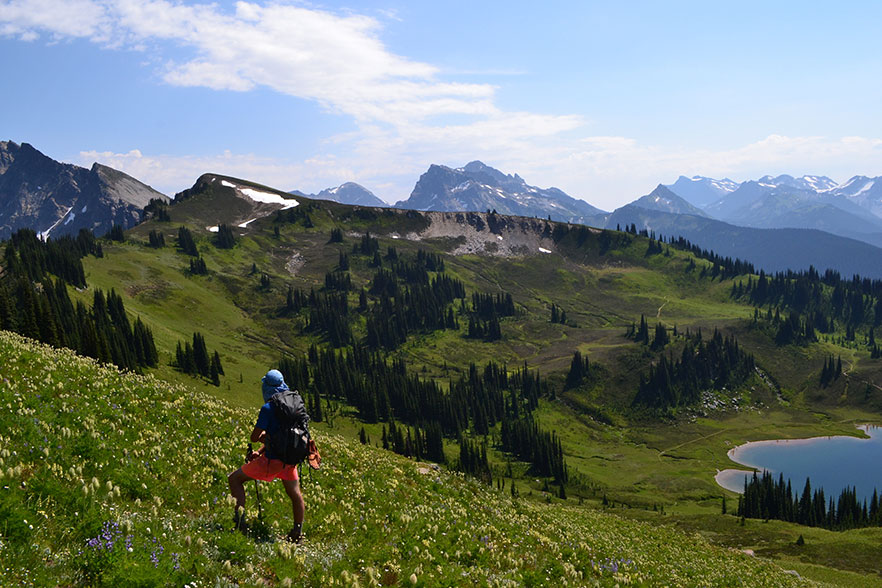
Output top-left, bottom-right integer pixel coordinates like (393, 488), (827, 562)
(241, 187), (298, 209)
(855, 180), (875, 195)
(39, 207), (74, 241)
(221, 179), (298, 209)
(802, 175), (838, 191)
(395, 161), (605, 222)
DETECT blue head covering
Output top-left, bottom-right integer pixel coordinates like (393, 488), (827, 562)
(261, 369), (288, 402)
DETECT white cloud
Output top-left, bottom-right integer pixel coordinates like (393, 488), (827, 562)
(6, 2), (882, 211)
(0, 0), (490, 126)
(4, 0), (592, 199)
(0, 0), (111, 40)
(80, 134), (882, 211)
(534, 134), (882, 210)
(77, 148), (361, 197)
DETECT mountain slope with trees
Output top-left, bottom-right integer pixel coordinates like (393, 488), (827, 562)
(5, 175), (882, 583)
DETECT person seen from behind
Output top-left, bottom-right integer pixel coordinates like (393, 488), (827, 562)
(227, 369), (305, 543)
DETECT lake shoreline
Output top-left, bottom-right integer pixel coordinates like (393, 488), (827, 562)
(715, 424), (880, 496)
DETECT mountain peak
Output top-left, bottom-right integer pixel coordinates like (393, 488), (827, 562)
(666, 175), (739, 209)
(0, 140), (166, 240)
(753, 174), (838, 192)
(462, 160), (490, 172)
(458, 160), (520, 189)
(0, 140), (21, 175)
(628, 185), (708, 217)
(395, 162), (606, 220)
(293, 181), (386, 207)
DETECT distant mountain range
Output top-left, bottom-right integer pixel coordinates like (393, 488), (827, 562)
(603, 206), (882, 278)
(5, 140), (882, 279)
(599, 175), (882, 277)
(0, 141), (167, 240)
(290, 182), (386, 207)
(665, 173), (882, 247)
(393, 161), (606, 223)
(666, 175), (740, 209)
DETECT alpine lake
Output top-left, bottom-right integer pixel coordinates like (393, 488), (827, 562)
(716, 425), (882, 502)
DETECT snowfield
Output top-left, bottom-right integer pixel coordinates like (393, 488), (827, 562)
(221, 179), (298, 209)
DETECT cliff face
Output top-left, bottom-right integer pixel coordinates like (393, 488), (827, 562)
(394, 161), (606, 223)
(0, 141), (167, 239)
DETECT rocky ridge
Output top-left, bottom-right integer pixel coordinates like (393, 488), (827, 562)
(0, 140), (167, 240)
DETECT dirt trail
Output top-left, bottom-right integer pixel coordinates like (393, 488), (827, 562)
(658, 429), (725, 461)
(840, 359), (882, 394)
(656, 297), (669, 318)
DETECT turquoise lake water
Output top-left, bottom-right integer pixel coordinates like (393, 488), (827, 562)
(715, 425), (882, 502)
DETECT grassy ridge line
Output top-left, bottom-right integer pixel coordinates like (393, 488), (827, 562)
(0, 330), (812, 586)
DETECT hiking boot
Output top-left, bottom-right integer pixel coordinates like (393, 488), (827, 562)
(285, 524), (303, 544)
(233, 512), (249, 534)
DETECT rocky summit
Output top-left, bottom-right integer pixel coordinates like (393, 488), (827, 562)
(0, 141), (167, 240)
(291, 181), (386, 207)
(394, 160), (606, 223)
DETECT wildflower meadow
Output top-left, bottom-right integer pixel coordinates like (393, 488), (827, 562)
(0, 330), (811, 586)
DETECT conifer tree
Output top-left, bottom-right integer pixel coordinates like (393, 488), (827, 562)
(636, 314), (649, 344)
(148, 230), (165, 248)
(192, 332), (210, 377)
(210, 357), (221, 386)
(108, 224), (126, 242)
(176, 226), (198, 256)
(650, 322), (669, 350)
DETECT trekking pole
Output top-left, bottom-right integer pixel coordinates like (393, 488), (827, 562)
(248, 443), (263, 520)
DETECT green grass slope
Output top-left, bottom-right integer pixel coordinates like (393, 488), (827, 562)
(62, 185), (882, 582)
(0, 330), (814, 586)
(2, 177), (875, 583)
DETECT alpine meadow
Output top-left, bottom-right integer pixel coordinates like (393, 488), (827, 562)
(2, 173), (882, 586)
(4, 2), (882, 585)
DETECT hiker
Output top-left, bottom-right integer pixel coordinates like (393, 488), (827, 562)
(227, 369), (305, 543)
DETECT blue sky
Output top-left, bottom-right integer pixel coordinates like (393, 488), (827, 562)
(2, 0), (881, 209)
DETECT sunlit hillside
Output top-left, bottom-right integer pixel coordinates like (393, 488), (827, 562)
(3, 180), (882, 584)
(0, 330), (814, 586)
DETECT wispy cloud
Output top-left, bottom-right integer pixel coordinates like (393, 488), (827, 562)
(532, 134), (882, 209)
(1, 0), (500, 126)
(78, 147), (360, 197)
(5, 0), (586, 196)
(79, 133), (882, 210)
(0, 0), (112, 40)
(6, 1), (882, 208)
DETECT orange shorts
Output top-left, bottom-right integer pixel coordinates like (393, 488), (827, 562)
(241, 455), (299, 481)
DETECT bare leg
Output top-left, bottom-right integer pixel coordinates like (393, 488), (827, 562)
(228, 467), (252, 516)
(282, 478), (305, 541)
(282, 478), (305, 524)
